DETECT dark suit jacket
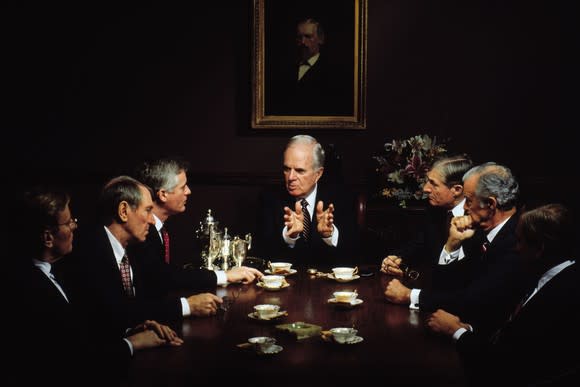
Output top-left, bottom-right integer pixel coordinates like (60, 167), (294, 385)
(456, 262), (580, 386)
(255, 183), (359, 267)
(392, 205), (461, 289)
(58, 226), (193, 330)
(128, 227), (218, 297)
(19, 263), (132, 385)
(268, 53), (353, 116)
(419, 213), (529, 338)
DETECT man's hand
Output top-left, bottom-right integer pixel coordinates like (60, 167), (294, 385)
(127, 320), (183, 350)
(380, 255), (404, 276)
(283, 201), (305, 238)
(226, 266), (263, 284)
(426, 309), (470, 337)
(186, 293), (222, 317)
(445, 215), (476, 252)
(384, 278), (412, 304)
(315, 201), (335, 238)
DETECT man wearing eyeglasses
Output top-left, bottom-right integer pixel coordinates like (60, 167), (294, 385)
(17, 187), (183, 385)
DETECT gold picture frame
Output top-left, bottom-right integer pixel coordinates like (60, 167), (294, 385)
(251, 0), (367, 129)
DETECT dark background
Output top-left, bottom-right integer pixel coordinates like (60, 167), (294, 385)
(5, 1), (577, 265)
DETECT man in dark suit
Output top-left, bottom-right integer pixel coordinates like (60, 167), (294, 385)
(426, 203), (580, 386)
(59, 176), (224, 332)
(131, 157), (262, 295)
(384, 163), (529, 338)
(17, 187), (182, 385)
(381, 155), (474, 289)
(268, 17), (352, 116)
(256, 135), (358, 267)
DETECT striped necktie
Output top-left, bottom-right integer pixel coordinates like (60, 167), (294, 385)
(301, 199), (311, 241)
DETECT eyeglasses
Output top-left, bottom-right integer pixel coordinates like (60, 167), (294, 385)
(398, 262), (420, 281)
(57, 218), (78, 230)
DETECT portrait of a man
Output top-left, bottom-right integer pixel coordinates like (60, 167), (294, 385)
(253, 0), (367, 128)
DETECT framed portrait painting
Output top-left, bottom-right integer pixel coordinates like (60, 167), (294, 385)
(251, 0), (367, 129)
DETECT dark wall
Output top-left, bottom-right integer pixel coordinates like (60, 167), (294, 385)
(6, 1), (576, 264)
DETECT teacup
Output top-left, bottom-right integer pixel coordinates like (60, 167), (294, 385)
(253, 304), (280, 319)
(330, 327), (358, 344)
(332, 267), (358, 280)
(261, 275), (284, 288)
(248, 336), (276, 353)
(270, 262), (292, 274)
(333, 291), (358, 304)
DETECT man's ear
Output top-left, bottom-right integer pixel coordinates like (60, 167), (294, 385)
(158, 189), (168, 203)
(486, 197), (498, 210)
(118, 201), (130, 222)
(315, 167), (324, 183)
(450, 184), (463, 198)
(42, 229), (54, 248)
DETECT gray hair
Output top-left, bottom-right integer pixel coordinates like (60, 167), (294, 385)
(431, 154), (473, 187)
(135, 158), (189, 199)
(286, 134), (325, 171)
(99, 175), (149, 224)
(463, 162), (519, 210)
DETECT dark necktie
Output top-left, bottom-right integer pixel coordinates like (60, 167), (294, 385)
(301, 199), (311, 242)
(482, 240), (491, 253)
(161, 227), (171, 264)
(120, 254), (134, 297)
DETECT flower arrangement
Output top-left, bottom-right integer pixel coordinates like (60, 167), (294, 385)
(372, 134), (448, 208)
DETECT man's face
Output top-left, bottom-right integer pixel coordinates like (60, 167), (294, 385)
(52, 204), (76, 257)
(127, 186), (155, 243)
(163, 170), (191, 215)
(423, 169), (456, 209)
(463, 175), (494, 231)
(296, 21), (323, 61)
(283, 143), (323, 198)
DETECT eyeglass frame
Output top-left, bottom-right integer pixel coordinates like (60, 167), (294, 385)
(398, 262), (420, 281)
(56, 217), (78, 229)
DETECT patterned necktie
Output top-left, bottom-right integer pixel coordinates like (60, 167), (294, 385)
(482, 240), (491, 253)
(301, 199), (311, 241)
(161, 227), (171, 264)
(120, 254), (134, 297)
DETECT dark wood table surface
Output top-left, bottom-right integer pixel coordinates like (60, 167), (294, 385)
(125, 264), (466, 386)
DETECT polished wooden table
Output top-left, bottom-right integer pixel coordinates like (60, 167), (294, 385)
(125, 264), (466, 386)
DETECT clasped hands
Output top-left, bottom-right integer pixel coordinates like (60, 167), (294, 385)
(126, 319), (184, 350)
(283, 200), (335, 239)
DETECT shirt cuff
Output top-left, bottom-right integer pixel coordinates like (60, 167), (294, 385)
(123, 338), (134, 356)
(282, 226), (298, 247)
(409, 288), (420, 310)
(181, 297), (191, 316)
(452, 327), (468, 342)
(322, 225), (339, 247)
(438, 246), (462, 264)
(215, 270), (227, 286)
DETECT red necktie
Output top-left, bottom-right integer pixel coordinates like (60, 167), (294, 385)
(161, 227), (170, 264)
(120, 254), (134, 297)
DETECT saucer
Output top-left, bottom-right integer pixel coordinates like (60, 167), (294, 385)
(256, 281), (290, 291)
(327, 298), (364, 307)
(339, 336), (364, 345)
(264, 269), (297, 276)
(256, 344), (283, 355)
(247, 311), (287, 321)
(327, 274), (360, 283)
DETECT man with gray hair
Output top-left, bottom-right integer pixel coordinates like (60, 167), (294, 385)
(384, 162), (529, 339)
(256, 135), (357, 265)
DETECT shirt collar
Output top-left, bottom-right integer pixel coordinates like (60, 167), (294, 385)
(33, 259), (52, 277)
(451, 198), (465, 217)
(486, 215), (512, 243)
(104, 226), (126, 265)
